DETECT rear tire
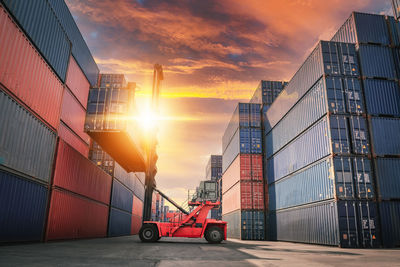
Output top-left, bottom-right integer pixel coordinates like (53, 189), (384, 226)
(205, 226), (223, 244)
(139, 224), (159, 242)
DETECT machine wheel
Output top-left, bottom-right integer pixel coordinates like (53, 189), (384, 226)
(205, 226), (223, 244)
(139, 224), (159, 242)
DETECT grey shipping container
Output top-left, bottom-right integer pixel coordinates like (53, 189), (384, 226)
(265, 76), (364, 158)
(379, 200), (400, 247)
(265, 41), (358, 133)
(269, 200), (379, 248)
(0, 89), (57, 183)
(393, 0), (400, 20)
(267, 115), (369, 184)
(370, 117), (400, 156)
(363, 79), (400, 117)
(375, 158), (400, 200)
(47, 0), (100, 86)
(0, 170), (48, 242)
(2, 0), (71, 81)
(357, 45), (397, 79)
(331, 12), (390, 46)
(269, 156), (374, 211)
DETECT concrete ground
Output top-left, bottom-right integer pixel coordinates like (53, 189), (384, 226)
(0, 236), (399, 267)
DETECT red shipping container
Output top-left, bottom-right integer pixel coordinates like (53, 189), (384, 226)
(132, 196), (143, 217)
(60, 89), (90, 144)
(65, 55), (90, 108)
(222, 181), (264, 214)
(131, 215), (142, 235)
(240, 154), (251, 180)
(0, 7), (63, 130)
(252, 182), (264, 210)
(53, 139), (112, 204)
(46, 189), (109, 240)
(251, 155), (263, 181)
(58, 122), (89, 157)
(240, 181), (253, 210)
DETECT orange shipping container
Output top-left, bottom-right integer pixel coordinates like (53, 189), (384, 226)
(65, 55), (90, 108)
(58, 122), (89, 157)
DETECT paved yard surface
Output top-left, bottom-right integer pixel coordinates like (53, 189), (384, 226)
(0, 236), (399, 266)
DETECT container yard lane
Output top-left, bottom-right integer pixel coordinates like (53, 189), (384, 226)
(0, 236), (399, 267)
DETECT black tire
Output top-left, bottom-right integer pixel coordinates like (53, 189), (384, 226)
(139, 224), (159, 242)
(205, 226), (224, 244)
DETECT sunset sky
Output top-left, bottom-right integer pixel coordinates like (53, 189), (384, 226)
(67, 0), (392, 206)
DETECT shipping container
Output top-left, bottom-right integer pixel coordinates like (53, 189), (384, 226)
(386, 16), (400, 47)
(47, 0), (99, 86)
(392, 48), (400, 80)
(2, 0), (70, 81)
(250, 80), (286, 105)
(132, 196), (144, 217)
(111, 179), (133, 213)
(65, 55), (90, 107)
(46, 188), (109, 240)
(265, 41), (359, 133)
(0, 170), (48, 242)
(61, 89), (90, 144)
(222, 181), (264, 212)
(0, 7), (64, 129)
(357, 45), (396, 79)
(85, 84), (146, 172)
(269, 156), (374, 211)
(58, 122), (89, 158)
(114, 162), (136, 192)
(363, 79), (400, 116)
(265, 76), (364, 158)
(108, 208), (132, 237)
(131, 215), (142, 235)
(89, 140), (115, 175)
(269, 200), (378, 248)
(222, 210), (264, 240)
(331, 12), (390, 46)
(53, 139), (112, 204)
(370, 117), (400, 156)
(375, 158), (400, 200)
(379, 200), (400, 247)
(393, 0), (400, 20)
(267, 115), (369, 184)
(0, 89), (57, 182)
(206, 155), (222, 180)
(222, 210), (241, 239)
(133, 176), (145, 202)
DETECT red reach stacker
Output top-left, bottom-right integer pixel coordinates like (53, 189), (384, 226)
(139, 189), (227, 243)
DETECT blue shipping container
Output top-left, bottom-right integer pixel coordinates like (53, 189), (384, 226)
(357, 45), (396, 79)
(370, 117), (400, 156)
(0, 170), (48, 242)
(269, 200), (378, 248)
(386, 16), (400, 47)
(331, 12), (390, 46)
(108, 208), (132, 237)
(111, 178), (133, 213)
(241, 211), (264, 240)
(375, 158), (400, 200)
(47, 0), (100, 86)
(265, 41), (358, 133)
(2, 0), (71, 81)
(393, 0), (400, 20)
(363, 79), (400, 117)
(379, 201), (400, 247)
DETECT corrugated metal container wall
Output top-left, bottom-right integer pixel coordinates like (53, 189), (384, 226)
(113, 163), (135, 192)
(370, 117), (400, 156)
(58, 122), (89, 157)
(111, 179), (133, 213)
(241, 211), (265, 240)
(379, 201), (400, 247)
(265, 41), (358, 133)
(46, 189), (109, 240)
(0, 7), (64, 130)
(222, 155), (240, 194)
(65, 55), (90, 107)
(53, 139), (112, 204)
(132, 196), (143, 217)
(60, 89), (90, 144)
(135, 172), (146, 185)
(1, 0), (70, 81)
(222, 103), (250, 153)
(222, 210), (241, 239)
(0, 89), (57, 182)
(222, 182), (240, 215)
(393, 0), (400, 20)
(357, 45), (396, 79)
(133, 177), (145, 201)
(108, 208), (132, 237)
(0, 170), (48, 242)
(375, 158), (400, 199)
(386, 16), (400, 46)
(47, 0), (100, 86)
(131, 215), (142, 235)
(331, 12), (390, 45)
(363, 79), (400, 116)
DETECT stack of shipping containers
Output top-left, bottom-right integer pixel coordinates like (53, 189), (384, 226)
(221, 103), (264, 240)
(87, 74), (145, 237)
(331, 12), (400, 247)
(206, 155), (222, 219)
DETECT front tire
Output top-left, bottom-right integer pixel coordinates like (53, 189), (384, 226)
(139, 224), (159, 242)
(205, 226), (224, 244)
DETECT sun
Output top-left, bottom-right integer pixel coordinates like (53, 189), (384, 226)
(136, 107), (158, 131)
